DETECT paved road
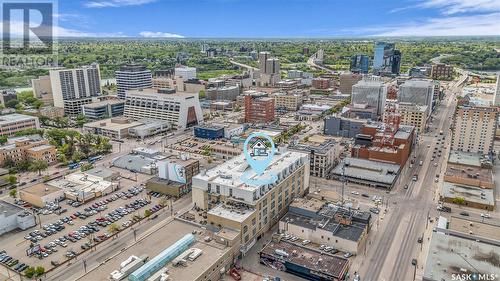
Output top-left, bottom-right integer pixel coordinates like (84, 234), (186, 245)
(352, 74), (465, 281)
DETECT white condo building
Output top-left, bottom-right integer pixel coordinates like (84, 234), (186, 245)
(50, 63), (101, 115)
(123, 88), (203, 130)
(192, 149), (310, 250)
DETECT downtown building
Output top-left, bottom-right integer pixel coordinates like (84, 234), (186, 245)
(115, 64), (152, 99)
(123, 88), (203, 130)
(397, 79), (436, 115)
(192, 150), (310, 252)
(289, 137), (341, 178)
(350, 54), (369, 74)
(50, 63), (102, 115)
(244, 92), (275, 123)
(351, 76), (387, 117)
(430, 63), (453, 80)
(451, 105), (498, 155)
(373, 42), (401, 76)
(258, 51), (281, 86)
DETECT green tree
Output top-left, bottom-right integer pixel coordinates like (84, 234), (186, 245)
(5, 99), (19, 108)
(144, 209), (152, 217)
(452, 197), (466, 205)
(29, 160), (48, 176)
(25, 267), (35, 278)
(5, 174), (17, 185)
(75, 114), (87, 127)
(72, 150), (85, 163)
(9, 189), (17, 198)
(108, 223), (120, 234)
(0, 135), (7, 145)
(199, 89), (206, 99)
(34, 266), (45, 276)
(80, 163), (94, 172)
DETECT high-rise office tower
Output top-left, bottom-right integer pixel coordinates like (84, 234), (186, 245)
(351, 76), (387, 116)
(50, 63), (101, 115)
(350, 54), (369, 74)
(373, 42), (400, 75)
(392, 50), (401, 75)
(115, 64), (152, 99)
(398, 79), (435, 115)
(258, 51), (270, 74)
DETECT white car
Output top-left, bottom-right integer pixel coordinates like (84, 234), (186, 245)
(351, 191), (359, 195)
(481, 213), (491, 219)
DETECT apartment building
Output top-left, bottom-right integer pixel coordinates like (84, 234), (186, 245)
(339, 73), (362, 95)
(0, 135), (56, 166)
(312, 78), (330, 89)
(116, 64), (152, 99)
(50, 63), (102, 115)
(123, 88), (203, 130)
(289, 137), (341, 178)
(390, 102), (428, 134)
(192, 150), (310, 251)
(175, 67), (197, 80)
(273, 93), (303, 111)
(244, 94), (275, 123)
(0, 114), (40, 136)
(451, 106), (498, 155)
(431, 63), (453, 80)
(31, 75), (53, 104)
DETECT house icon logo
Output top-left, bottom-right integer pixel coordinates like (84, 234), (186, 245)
(250, 139), (268, 157)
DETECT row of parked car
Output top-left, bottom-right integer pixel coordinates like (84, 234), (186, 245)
(0, 251), (29, 273)
(280, 233), (353, 258)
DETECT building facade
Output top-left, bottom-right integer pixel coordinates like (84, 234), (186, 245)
(175, 67), (197, 80)
(31, 75), (53, 105)
(192, 150), (310, 250)
(0, 114), (40, 136)
(398, 79), (435, 115)
(244, 95), (275, 123)
(115, 64), (152, 99)
(81, 99), (125, 120)
(50, 63), (102, 115)
(206, 85), (240, 101)
(431, 63), (453, 80)
(274, 93), (302, 111)
(451, 106), (498, 155)
(123, 88), (203, 130)
(350, 54), (369, 74)
(351, 76), (387, 116)
(323, 115), (366, 138)
(0, 135), (57, 166)
(289, 139), (341, 178)
(339, 73), (362, 95)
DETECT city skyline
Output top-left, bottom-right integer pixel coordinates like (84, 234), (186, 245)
(3, 0), (499, 38)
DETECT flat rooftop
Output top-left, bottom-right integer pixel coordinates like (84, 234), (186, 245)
(441, 182), (495, 207)
(449, 216), (500, 241)
(0, 113), (37, 125)
(290, 139), (337, 155)
(84, 118), (142, 131)
(445, 163), (493, 187)
(81, 219), (235, 281)
(448, 150), (483, 167)
(112, 154), (155, 172)
(28, 144), (54, 151)
(20, 183), (62, 197)
(289, 197), (324, 213)
(82, 99), (124, 108)
(84, 167), (118, 180)
(208, 204), (254, 223)
(332, 157), (399, 185)
(0, 200), (25, 217)
(126, 88), (198, 99)
(192, 150), (309, 192)
(47, 173), (113, 193)
(282, 212), (367, 242)
(260, 240), (349, 279)
(423, 231), (500, 281)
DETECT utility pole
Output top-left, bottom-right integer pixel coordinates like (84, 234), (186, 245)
(341, 163), (345, 204)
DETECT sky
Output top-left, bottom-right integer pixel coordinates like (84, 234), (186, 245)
(4, 0), (500, 37)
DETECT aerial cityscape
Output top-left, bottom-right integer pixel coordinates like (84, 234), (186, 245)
(0, 1), (499, 281)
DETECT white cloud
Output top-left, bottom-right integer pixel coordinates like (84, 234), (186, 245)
(367, 13), (500, 36)
(0, 20), (126, 38)
(139, 31), (184, 38)
(418, 0), (500, 15)
(85, 0), (157, 8)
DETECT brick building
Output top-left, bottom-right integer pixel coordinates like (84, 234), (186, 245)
(244, 95), (275, 123)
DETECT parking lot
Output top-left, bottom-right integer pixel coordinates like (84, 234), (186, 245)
(0, 178), (171, 276)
